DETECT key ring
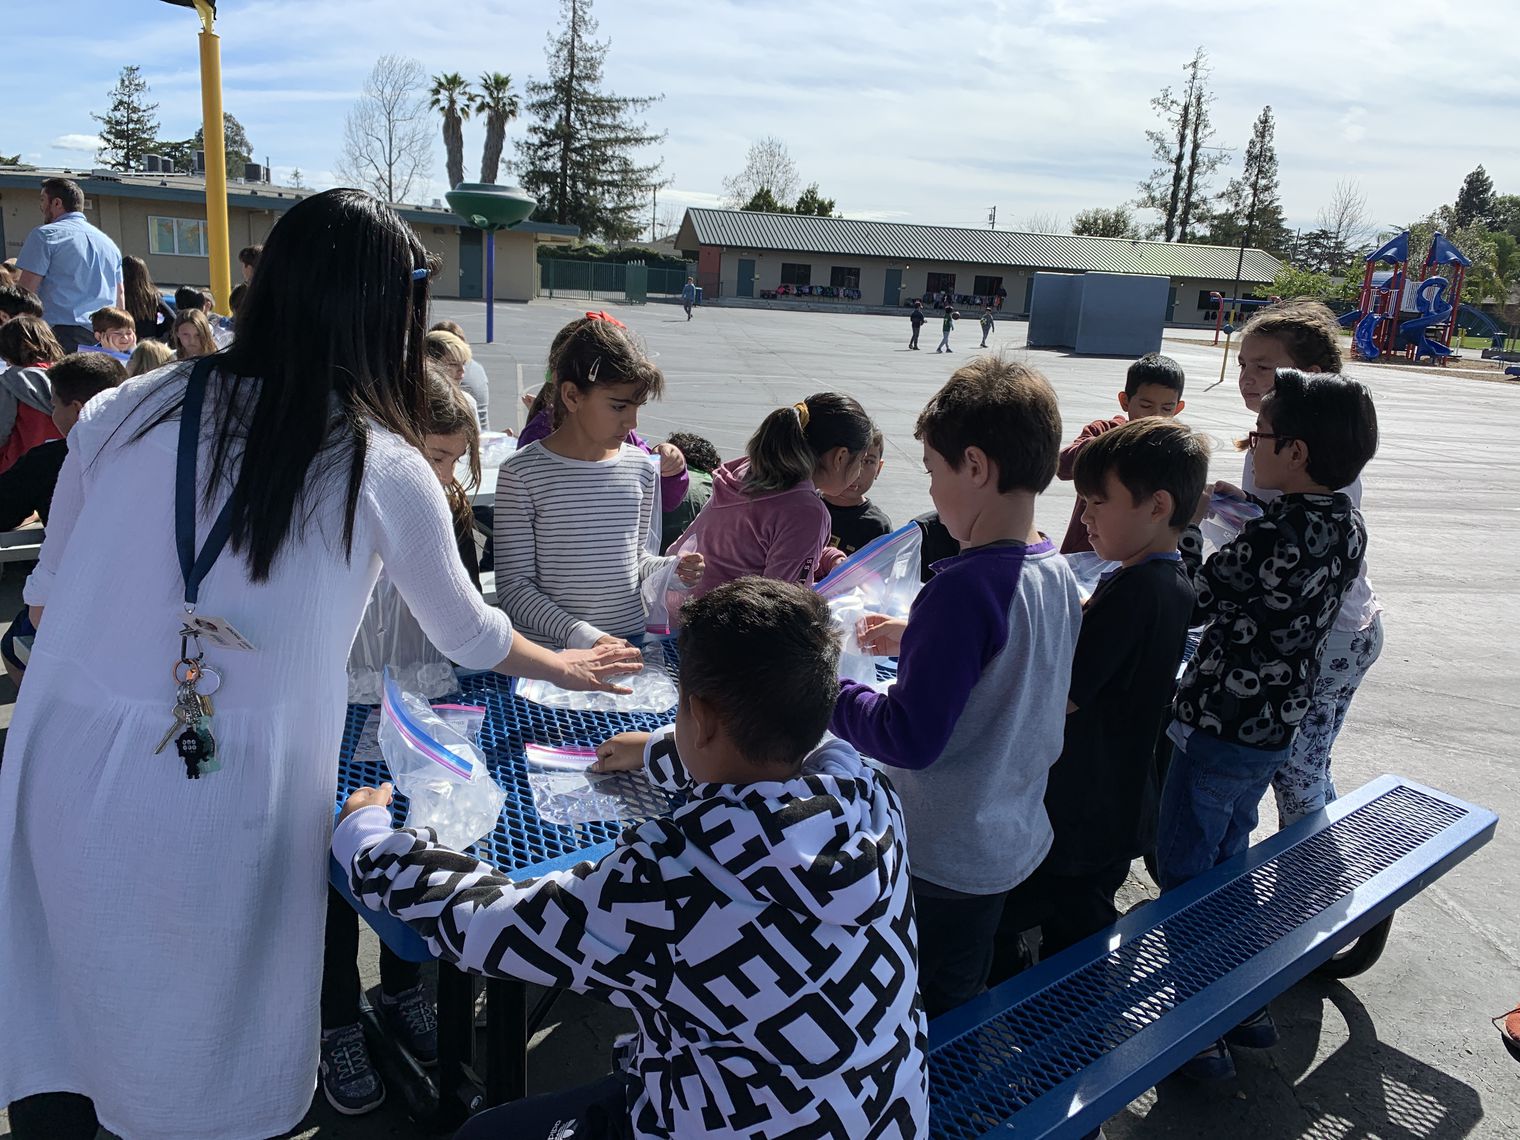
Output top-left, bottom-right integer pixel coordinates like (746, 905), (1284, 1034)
(173, 658), (203, 686)
(194, 664), (222, 696)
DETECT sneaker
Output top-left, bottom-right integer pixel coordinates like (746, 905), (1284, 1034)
(1224, 1006), (1279, 1049)
(1177, 1038), (1235, 1082)
(319, 1023), (386, 1115)
(380, 984), (439, 1067)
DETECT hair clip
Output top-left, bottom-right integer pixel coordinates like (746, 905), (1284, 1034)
(411, 267), (431, 281)
(584, 310), (627, 329)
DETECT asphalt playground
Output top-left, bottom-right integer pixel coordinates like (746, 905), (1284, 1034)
(1, 297), (1514, 1138)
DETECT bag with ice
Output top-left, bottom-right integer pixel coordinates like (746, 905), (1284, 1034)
(515, 642), (678, 715)
(814, 523), (923, 685)
(378, 670), (506, 850)
(522, 744), (671, 826)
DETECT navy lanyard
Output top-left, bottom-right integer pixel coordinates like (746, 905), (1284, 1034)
(175, 358), (235, 608)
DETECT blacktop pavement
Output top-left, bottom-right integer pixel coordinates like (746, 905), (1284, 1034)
(1, 297), (1515, 1138)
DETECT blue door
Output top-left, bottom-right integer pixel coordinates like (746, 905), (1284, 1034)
(883, 268), (903, 307)
(737, 258), (756, 298)
(459, 229), (483, 299)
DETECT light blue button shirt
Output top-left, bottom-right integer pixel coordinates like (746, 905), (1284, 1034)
(16, 212), (123, 328)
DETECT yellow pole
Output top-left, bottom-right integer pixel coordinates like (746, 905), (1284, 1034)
(194, 1), (231, 315)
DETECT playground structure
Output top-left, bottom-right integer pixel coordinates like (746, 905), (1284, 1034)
(1343, 231), (1473, 363)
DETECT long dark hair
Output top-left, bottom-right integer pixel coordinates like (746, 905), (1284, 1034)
(121, 255), (160, 325)
(134, 188), (432, 581)
(744, 391), (871, 493)
(422, 365), (481, 536)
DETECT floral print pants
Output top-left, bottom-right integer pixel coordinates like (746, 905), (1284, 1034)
(1272, 613), (1385, 827)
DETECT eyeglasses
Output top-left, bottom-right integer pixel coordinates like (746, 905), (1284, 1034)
(1247, 430), (1298, 453)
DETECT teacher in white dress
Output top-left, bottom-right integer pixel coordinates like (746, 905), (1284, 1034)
(0, 188), (640, 1140)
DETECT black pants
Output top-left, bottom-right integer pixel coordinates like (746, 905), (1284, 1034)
(909, 324), (921, 348)
(990, 857), (1132, 985)
(6, 1092), (99, 1140)
(911, 877), (1007, 1019)
(321, 885), (422, 1029)
(49, 323), (92, 354)
(454, 1072), (634, 1140)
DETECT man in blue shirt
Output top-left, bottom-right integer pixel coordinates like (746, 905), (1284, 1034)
(682, 276), (697, 321)
(15, 178), (123, 353)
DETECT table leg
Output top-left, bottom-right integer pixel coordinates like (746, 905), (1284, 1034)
(485, 976), (527, 1105)
(436, 964), (484, 1122)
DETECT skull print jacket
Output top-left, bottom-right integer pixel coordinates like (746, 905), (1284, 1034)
(1172, 492), (1366, 751)
(333, 727), (929, 1140)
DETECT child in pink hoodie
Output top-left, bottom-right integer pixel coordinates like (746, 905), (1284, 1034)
(672, 392), (873, 597)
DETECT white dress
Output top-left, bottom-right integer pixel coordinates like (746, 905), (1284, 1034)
(0, 366), (515, 1139)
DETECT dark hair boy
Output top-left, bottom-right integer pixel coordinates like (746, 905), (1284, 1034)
(1057, 352), (1186, 554)
(333, 577), (928, 1138)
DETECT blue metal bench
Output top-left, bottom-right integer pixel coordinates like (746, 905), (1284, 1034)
(925, 775), (1496, 1139)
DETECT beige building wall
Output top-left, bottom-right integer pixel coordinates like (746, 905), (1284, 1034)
(491, 229), (538, 302)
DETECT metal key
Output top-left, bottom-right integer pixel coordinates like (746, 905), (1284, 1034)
(154, 704), (195, 755)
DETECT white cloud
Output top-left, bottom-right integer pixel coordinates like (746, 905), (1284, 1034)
(52, 134), (102, 153)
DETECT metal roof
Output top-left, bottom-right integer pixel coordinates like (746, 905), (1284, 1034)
(676, 208), (1280, 282)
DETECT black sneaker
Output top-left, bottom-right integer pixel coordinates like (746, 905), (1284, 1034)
(319, 1023), (386, 1115)
(380, 984), (439, 1067)
(1224, 1005), (1279, 1049)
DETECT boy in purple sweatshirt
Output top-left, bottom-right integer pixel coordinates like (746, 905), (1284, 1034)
(839, 358), (1081, 1018)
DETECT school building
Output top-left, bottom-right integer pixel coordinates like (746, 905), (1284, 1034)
(0, 168), (579, 301)
(674, 208), (1282, 325)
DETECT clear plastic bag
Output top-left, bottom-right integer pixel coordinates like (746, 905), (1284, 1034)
(379, 671), (506, 850)
(1201, 492), (1264, 553)
(815, 523), (923, 685)
(1063, 550), (1122, 602)
(515, 642), (678, 715)
(640, 453), (680, 636)
(523, 744), (670, 825)
(347, 571), (457, 704)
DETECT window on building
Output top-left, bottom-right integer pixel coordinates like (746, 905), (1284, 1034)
(925, 271), (957, 296)
(779, 262), (812, 286)
(973, 275), (1004, 296)
(149, 215), (209, 257)
(829, 266), (861, 289)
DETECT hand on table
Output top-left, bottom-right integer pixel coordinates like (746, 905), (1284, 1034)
(653, 441), (687, 478)
(857, 614), (906, 656)
(340, 782), (393, 824)
(559, 643), (644, 694)
(594, 634), (634, 649)
(591, 731), (651, 773)
(675, 552), (705, 586)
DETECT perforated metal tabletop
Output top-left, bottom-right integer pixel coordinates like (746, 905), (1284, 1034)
(925, 776), (1496, 1139)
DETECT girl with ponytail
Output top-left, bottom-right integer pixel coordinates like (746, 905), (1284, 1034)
(672, 391), (873, 598)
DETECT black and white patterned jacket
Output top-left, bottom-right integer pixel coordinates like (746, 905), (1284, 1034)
(334, 727), (928, 1139)
(1173, 492), (1366, 750)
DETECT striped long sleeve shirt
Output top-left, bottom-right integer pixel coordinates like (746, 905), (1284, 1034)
(493, 440), (667, 649)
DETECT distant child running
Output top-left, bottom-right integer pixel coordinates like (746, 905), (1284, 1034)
(838, 358), (1081, 1016)
(334, 578), (929, 1140)
(494, 315), (703, 649)
(1058, 353), (1186, 554)
(671, 392), (872, 598)
(978, 307), (995, 347)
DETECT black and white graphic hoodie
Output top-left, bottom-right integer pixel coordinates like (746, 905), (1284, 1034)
(333, 727), (929, 1139)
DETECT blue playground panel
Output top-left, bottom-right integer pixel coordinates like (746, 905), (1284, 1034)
(924, 775), (1495, 1139)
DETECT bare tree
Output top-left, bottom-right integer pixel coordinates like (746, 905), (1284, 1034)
(1020, 212), (1065, 234)
(722, 136), (800, 209)
(336, 55), (433, 204)
(1317, 178), (1371, 256)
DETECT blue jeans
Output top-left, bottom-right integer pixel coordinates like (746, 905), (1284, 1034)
(1156, 729), (1290, 892)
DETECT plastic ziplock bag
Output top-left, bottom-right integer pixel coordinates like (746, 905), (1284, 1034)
(347, 571), (458, 704)
(523, 743), (671, 825)
(1201, 491), (1265, 553)
(515, 642), (678, 715)
(1063, 550), (1122, 602)
(640, 452), (680, 636)
(814, 523), (923, 686)
(378, 671), (506, 850)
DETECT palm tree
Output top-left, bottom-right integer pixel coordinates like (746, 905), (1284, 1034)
(472, 72), (520, 185)
(429, 72), (474, 189)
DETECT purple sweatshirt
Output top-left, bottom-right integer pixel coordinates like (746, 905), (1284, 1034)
(671, 457), (831, 599)
(830, 539), (1082, 894)
(518, 410), (689, 513)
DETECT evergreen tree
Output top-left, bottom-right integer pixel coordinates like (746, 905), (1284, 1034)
(793, 183), (836, 216)
(741, 187), (786, 213)
(93, 65), (160, 171)
(514, 0), (665, 241)
(193, 113), (254, 179)
(1071, 205), (1141, 238)
(1136, 48), (1226, 242)
(1453, 165), (1497, 231)
(1203, 105), (1291, 256)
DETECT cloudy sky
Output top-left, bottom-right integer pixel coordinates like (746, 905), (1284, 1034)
(8, 0), (1519, 239)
